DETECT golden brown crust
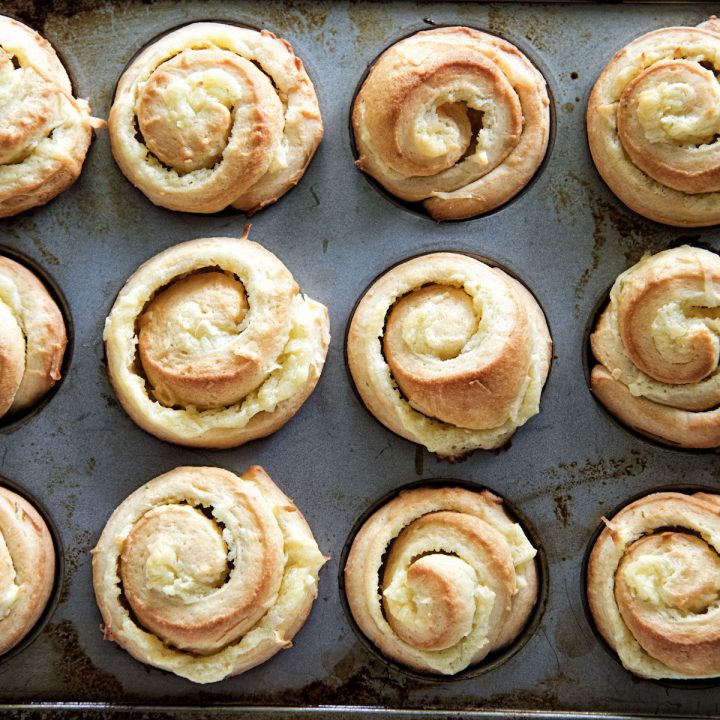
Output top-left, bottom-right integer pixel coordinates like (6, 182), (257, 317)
(0, 15), (100, 218)
(590, 245), (720, 449)
(344, 486), (538, 675)
(0, 486), (55, 655)
(103, 234), (330, 449)
(587, 491), (720, 679)
(0, 256), (67, 420)
(352, 26), (549, 220)
(92, 465), (327, 683)
(347, 253), (552, 459)
(587, 20), (720, 226)
(109, 23), (322, 214)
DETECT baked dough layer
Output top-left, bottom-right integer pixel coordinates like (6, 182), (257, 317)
(0, 256), (67, 421)
(347, 253), (552, 459)
(587, 491), (720, 679)
(344, 485), (538, 675)
(587, 18), (720, 226)
(0, 15), (100, 217)
(103, 234), (330, 448)
(353, 26), (550, 221)
(0, 486), (55, 655)
(109, 22), (323, 214)
(590, 245), (720, 449)
(92, 465), (327, 683)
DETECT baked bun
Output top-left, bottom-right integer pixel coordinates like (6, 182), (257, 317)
(0, 485), (55, 655)
(352, 26), (550, 221)
(344, 485), (538, 675)
(347, 253), (552, 459)
(103, 232), (329, 449)
(92, 465), (327, 683)
(0, 15), (101, 218)
(109, 22), (323, 214)
(588, 18), (720, 226)
(0, 256), (67, 421)
(590, 245), (720, 449)
(587, 490), (720, 679)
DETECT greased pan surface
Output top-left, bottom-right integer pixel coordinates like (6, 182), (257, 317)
(0, 1), (718, 717)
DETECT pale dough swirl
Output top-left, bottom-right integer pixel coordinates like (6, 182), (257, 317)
(0, 485), (55, 656)
(352, 26), (550, 221)
(0, 15), (101, 217)
(92, 465), (327, 683)
(587, 491), (720, 679)
(109, 22), (323, 214)
(344, 486), (538, 675)
(347, 253), (552, 459)
(103, 233), (330, 449)
(590, 245), (720, 449)
(0, 256), (67, 421)
(588, 18), (720, 226)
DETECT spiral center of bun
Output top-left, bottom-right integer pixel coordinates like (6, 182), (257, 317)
(618, 532), (720, 616)
(616, 59), (720, 194)
(614, 248), (720, 385)
(384, 552), (478, 650)
(0, 52), (61, 165)
(136, 49), (280, 173)
(140, 506), (229, 602)
(390, 285), (478, 360)
(632, 62), (720, 147)
(138, 271), (265, 409)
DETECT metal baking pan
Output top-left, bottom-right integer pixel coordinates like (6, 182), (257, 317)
(0, 1), (718, 718)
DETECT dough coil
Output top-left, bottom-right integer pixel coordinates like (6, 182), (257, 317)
(92, 465), (327, 683)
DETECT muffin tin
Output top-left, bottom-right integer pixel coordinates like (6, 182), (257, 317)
(0, 1), (718, 718)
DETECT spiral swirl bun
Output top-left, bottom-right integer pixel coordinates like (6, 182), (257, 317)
(92, 465), (326, 683)
(109, 22), (323, 214)
(0, 256), (67, 421)
(347, 253), (552, 459)
(590, 245), (720, 449)
(103, 232), (329, 449)
(587, 491), (720, 679)
(588, 18), (720, 226)
(344, 486), (538, 675)
(0, 486), (55, 656)
(0, 16), (101, 218)
(352, 27), (550, 221)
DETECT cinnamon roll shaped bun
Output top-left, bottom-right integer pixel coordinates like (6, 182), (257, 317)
(347, 253), (552, 459)
(588, 18), (720, 226)
(109, 22), (323, 214)
(103, 232), (330, 448)
(590, 245), (720, 449)
(0, 15), (101, 218)
(352, 26), (550, 221)
(344, 486), (539, 675)
(92, 465), (327, 683)
(0, 256), (67, 422)
(0, 486), (56, 656)
(587, 491), (720, 679)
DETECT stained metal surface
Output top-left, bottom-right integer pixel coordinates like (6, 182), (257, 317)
(0, 1), (718, 718)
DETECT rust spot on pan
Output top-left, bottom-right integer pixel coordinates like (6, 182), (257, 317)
(552, 173), (668, 316)
(46, 619), (123, 700)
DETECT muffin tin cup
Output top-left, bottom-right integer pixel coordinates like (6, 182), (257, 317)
(0, 476), (64, 666)
(580, 483), (720, 689)
(343, 248), (555, 458)
(348, 22), (557, 224)
(0, 246), (74, 435)
(581, 240), (720, 455)
(338, 477), (549, 683)
(108, 17), (325, 219)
